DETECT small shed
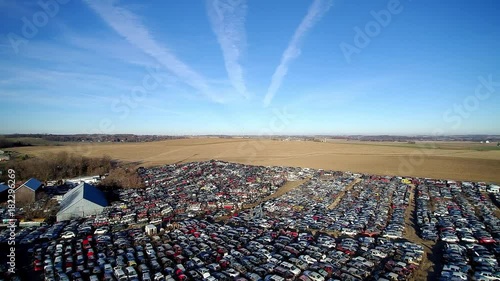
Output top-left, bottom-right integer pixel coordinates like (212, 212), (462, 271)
(145, 224), (157, 236)
(15, 178), (43, 205)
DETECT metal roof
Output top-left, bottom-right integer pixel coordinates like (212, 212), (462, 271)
(59, 183), (108, 213)
(0, 184), (9, 193)
(22, 178), (43, 192)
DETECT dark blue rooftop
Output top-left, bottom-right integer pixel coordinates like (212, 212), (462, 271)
(59, 183), (108, 213)
(23, 178), (43, 191)
(82, 183), (108, 207)
(0, 184), (9, 193)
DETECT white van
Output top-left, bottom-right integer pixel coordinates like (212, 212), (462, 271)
(280, 261), (301, 276)
(487, 185), (500, 194)
(442, 264), (461, 272)
(125, 266), (138, 279)
(114, 267), (127, 281)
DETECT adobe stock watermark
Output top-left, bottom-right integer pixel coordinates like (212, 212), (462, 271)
(237, 106), (295, 163)
(6, 169), (17, 274)
(7, 0), (70, 54)
(339, 0), (406, 64)
(69, 64), (175, 157)
(398, 74), (499, 176)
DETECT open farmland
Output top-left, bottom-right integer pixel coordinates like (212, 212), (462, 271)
(9, 138), (500, 183)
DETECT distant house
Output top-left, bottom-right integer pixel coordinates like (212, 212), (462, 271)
(15, 178), (44, 205)
(57, 183), (108, 221)
(0, 151), (9, 161)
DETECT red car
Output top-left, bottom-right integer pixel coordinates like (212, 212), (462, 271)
(33, 260), (43, 272)
(479, 237), (496, 244)
(219, 259), (229, 269)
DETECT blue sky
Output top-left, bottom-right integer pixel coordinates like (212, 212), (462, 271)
(0, 0), (499, 135)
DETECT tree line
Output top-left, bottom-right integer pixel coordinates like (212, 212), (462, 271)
(1, 151), (144, 189)
(0, 138), (33, 148)
(1, 152), (113, 183)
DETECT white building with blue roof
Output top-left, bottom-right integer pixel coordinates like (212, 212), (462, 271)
(57, 182), (109, 221)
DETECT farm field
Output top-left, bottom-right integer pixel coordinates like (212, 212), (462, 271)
(8, 138), (500, 183)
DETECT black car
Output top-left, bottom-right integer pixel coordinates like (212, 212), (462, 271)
(212, 272), (231, 281)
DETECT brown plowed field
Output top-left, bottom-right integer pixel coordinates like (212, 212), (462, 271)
(10, 138), (500, 183)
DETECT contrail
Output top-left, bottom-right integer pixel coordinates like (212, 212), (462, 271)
(263, 0), (333, 107)
(85, 0), (224, 103)
(207, 0), (249, 99)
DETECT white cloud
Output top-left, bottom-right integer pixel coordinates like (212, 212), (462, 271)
(64, 33), (156, 68)
(263, 0), (333, 107)
(84, 0), (225, 103)
(207, 0), (248, 99)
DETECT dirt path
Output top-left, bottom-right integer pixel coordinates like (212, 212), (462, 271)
(217, 178), (310, 222)
(243, 178), (310, 209)
(404, 184), (439, 281)
(327, 178), (361, 210)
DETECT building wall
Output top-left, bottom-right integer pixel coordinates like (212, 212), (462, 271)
(15, 186), (36, 206)
(57, 200), (104, 221)
(0, 191), (8, 202)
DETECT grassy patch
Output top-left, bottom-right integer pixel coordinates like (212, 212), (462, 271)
(473, 146), (500, 151)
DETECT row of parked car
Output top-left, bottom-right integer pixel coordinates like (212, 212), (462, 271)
(243, 176), (355, 231)
(29, 218), (426, 281)
(414, 180), (500, 280)
(98, 161), (315, 228)
(230, 176), (411, 241)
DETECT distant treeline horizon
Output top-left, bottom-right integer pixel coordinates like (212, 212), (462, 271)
(1, 133), (499, 146)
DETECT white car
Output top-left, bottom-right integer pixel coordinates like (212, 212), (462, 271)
(125, 266), (138, 279)
(441, 235), (459, 243)
(197, 268), (210, 279)
(103, 264), (113, 274)
(473, 271), (500, 281)
(382, 232), (401, 239)
(369, 249), (388, 259)
(440, 271), (467, 280)
(299, 255), (317, 265)
(114, 267), (126, 281)
(153, 272), (165, 281)
(280, 262), (301, 276)
(61, 231), (75, 239)
(94, 228), (108, 235)
(461, 236), (477, 243)
(342, 229), (357, 236)
(321, 240), (336, 248)
(225, 269), (239, 278)
(304, 271), (325, 281)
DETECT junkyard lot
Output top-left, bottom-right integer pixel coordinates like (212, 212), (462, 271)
(234, 175), (500, 281)
(2, 160), (499, 281)
(10, 138), (500, 183)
